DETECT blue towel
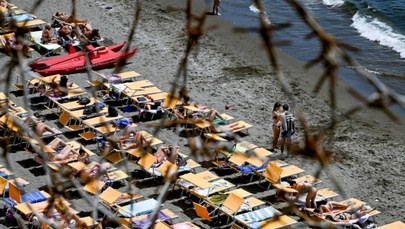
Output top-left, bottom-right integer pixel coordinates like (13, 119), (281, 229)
(120, 199), (159, 218)
(6, 14), (35, 22)
(0, 171), (9, 179)
(234, 161), (268, 174)
(21, 192), (46, 204)
(3, 198), (16, 207)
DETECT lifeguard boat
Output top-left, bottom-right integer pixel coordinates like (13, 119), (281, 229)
(29, 41), (137, 76)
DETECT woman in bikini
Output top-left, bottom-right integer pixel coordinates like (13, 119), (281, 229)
(288, 180), (318, 208)
(271, 102), (282, 151)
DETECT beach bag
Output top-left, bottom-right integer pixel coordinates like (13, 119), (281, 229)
(108, 105), (118, 117)
(78, 97), (91, 105)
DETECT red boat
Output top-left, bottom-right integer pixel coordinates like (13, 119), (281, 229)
(30, 41), (137, 76)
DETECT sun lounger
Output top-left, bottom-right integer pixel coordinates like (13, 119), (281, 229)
(172, 221), (201, 229)
(2, 182), (50, 207)
(306, 197), (380, 227)
(128, 86), (162, 97)
(130, 209), (178, 228)
(83, 179), (106, 195)
(252, 162), (305, 190)
(99, 186), (142, 207)
(15, 19), (46, 28)
(118, 198), (160, 218)
(30, 31), (62, 54)
(89, 70), (141, 86)
(234, 206), (297, 229)
(377, 221), (405, 229)
(140, 130), (164, 147)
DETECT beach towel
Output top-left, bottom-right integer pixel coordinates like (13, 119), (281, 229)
(235, 206), (278, 229)
(132, 210), (170, 228)
(172, 222), (198, 229)
(234, 160), (268, 174)
(3, 191), (46, 207)
(119, 199), (159, 218)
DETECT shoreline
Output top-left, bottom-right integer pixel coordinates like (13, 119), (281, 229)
(2, 0), (404, 226)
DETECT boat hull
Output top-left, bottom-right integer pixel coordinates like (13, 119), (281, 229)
(34, 49), (137, 76)
(29, 41), (127, 70)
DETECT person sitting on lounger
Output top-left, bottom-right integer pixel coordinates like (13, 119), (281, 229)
(47, 138), (78, 163)
(23, 116), (58, 137)
(117, 122), (147, 150)
(58, 24), (74, 44)
(287, 180), (318, 208)
(153, 145), (179, 167)
(41, 23), (59, 44)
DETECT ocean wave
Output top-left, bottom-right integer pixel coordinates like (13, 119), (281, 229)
(249, 4), (271, 24)
(322, 0), (345, 7)
(351, 12), (405, 58)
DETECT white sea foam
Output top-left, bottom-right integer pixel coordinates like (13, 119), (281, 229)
(351, 12), (405, 58)
(249, 4), (260, 14)
(322, 0), (344, 7)
(249, 4), (271, 24)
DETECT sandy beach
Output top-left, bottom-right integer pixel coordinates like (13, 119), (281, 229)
(0, 0), (404, 228)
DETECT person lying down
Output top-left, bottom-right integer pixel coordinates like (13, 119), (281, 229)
(41, 137), (79, 164)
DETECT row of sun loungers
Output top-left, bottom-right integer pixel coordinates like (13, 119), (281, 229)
(1, 62), (393, 228)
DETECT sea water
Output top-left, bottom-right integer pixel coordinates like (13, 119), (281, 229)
(214, 0), (405, 113)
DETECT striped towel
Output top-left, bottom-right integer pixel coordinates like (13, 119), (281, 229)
(21, 191), (46, 203)
(235, 206), (277, 224)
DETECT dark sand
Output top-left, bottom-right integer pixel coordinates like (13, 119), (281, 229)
(0, 0), (404, 228)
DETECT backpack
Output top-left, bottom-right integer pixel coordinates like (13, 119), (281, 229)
(83, 105), (94, 115)
(78, 97), (91, 105)
(282, 112), (295, 134)
(108, 105), (118, 117)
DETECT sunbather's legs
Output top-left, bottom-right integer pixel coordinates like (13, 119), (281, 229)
(306, 187), (318, 209)
(272, 125), (280, 150)
(53, 145), (72, 161)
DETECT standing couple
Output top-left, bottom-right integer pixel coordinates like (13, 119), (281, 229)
(271, 102), (295, 154)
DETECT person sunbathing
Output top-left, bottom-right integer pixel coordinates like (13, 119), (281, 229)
(41, 23), (58, 44)
(153, 145), (179, 167)
(47, 137), (78, 163)
(58, 24), (74, 44)
(319, 201), (349, 214)
(78, 161), (112, 182)
(119, 131), (147, 150)
(52, 11), (87, 24)
(23, 116), (58, 137)
(77, 22), (101, 43)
